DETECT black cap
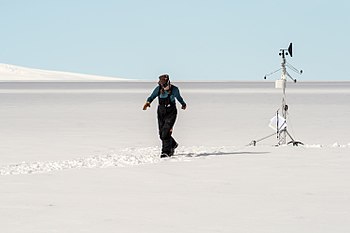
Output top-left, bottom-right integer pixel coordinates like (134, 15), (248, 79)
(159, 74), (169, 80)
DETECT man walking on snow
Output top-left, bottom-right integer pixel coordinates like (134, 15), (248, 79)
(143, 74), (187, 158)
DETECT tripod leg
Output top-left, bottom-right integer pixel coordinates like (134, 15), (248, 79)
(285, 129), (295, 141)
(285, 129), (304, 146)
(248, 132), (277, 146)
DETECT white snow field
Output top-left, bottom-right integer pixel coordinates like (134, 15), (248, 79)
(0, 80), (350, 233)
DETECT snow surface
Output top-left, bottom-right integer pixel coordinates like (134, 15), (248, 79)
(0, 81), (350, 233)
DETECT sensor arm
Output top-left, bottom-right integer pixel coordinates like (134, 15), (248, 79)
(286, 71), (297, 83)
(264, 68), (282, 79)
(286, 62), (303, 75)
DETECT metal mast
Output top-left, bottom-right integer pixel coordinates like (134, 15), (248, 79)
(279, 49), (288, 145)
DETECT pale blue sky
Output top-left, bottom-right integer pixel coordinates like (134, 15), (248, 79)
(0, 0), (349, 81)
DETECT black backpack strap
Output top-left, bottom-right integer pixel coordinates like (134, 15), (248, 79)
(158, 85), (174, 107)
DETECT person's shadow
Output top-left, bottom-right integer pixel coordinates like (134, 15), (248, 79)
(177, 151), (270, 158)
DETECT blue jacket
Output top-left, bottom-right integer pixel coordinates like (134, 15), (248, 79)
(147, 85), (186, 106)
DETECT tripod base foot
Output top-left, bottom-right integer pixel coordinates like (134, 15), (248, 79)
(287, 141), (304, 146)
(249, 140), (257, 146)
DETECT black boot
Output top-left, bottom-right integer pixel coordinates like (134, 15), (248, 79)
(160, 152), (170, 158)
(169, 142), (178, 156)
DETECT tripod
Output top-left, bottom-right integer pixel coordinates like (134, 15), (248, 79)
(249, 108), (303, 146)
(249, 43), (303, 147)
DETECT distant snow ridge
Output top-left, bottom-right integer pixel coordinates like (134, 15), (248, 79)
(0, 63), (128, 81)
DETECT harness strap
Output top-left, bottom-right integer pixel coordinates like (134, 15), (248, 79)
(158, 85), (174, 107)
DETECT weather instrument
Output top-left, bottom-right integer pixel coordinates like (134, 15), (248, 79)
(249, 43), (304, 146)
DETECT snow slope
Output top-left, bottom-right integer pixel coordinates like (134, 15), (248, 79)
(0, 63), (129, 81)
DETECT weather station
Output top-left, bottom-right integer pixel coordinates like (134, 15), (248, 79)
(249, 43), (304, 146)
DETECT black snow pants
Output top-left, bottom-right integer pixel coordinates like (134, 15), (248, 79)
(157, 105), (177, 154)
